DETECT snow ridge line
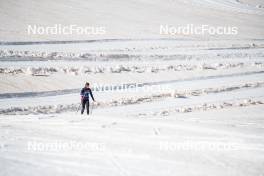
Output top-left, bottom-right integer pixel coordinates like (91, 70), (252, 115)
(0, 50), (263, 61)
(1, 38), (204, 46)
(1, 62), (263, 76)
(1, 38), (263, 46)
(137, 98), (264, 117)
(1, 81), (264, 115)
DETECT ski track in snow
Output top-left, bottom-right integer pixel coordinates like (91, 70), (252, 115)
(1, 81), (264, 115)
(1, 70), (264, 99)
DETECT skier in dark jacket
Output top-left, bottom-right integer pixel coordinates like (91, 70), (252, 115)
(80, 82), (95, 115)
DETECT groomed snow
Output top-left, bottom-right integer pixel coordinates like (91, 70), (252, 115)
(1, 0), (264, 175)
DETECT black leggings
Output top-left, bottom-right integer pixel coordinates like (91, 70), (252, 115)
(81, 99), (90, 115)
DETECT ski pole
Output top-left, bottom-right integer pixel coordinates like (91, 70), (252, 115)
(76, 103), (81, 114)
(90, 102), (94, 115)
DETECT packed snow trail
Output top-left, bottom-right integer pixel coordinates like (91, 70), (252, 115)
(1, 105), (264, 176)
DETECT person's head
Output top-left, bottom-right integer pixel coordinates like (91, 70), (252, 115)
(85, 82), (90, 88)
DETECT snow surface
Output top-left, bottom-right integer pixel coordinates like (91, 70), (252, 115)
(0, 0), (264, 41)
(1, 38), (264, 176)
(1, 0), (264, 176)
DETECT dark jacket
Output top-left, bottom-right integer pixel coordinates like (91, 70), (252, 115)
(80, 87), (95, 101)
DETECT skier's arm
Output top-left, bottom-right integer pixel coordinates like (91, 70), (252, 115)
(89, 89), (95, 101)
(80, 88), (84, 99)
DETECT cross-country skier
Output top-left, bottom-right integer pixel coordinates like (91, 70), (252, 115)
(80, 82), (95, 115)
